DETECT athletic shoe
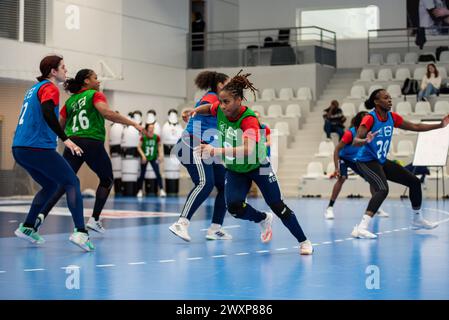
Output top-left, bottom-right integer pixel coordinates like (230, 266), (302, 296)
(411, 217), (439, 230)
(351, 224), (377, 239)
(299, 240), (314, 255)
(86, 217), (105, 234)
(14, 223), (45, 244)
(206, 228), (232, 240)
(137, 190), (143, 198)
(259, 212), (273, 243)
(324, 207), (335, 220)
(169, 219), (191, 242)
(159, 189), (167, 198)
(376, 208), (390, 218)
(69, 229), (95, 252)
(34, 213), (45, 231)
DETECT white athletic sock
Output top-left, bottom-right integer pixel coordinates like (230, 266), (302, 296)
(359, 215), (372, 229)
(209, 223), (221, 231)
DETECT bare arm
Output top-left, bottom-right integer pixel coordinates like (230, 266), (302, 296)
(94, 101), (144, 132)
(353, 125), (378, 147)
(190, 103), (213, 117)
(201, 137), (256, 159)
(333, 141), (346, 176)
(137, 140), (147, 163)
(399, 116), (449, 132)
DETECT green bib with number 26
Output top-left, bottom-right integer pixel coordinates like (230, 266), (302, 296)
(64, 89), (105, 141)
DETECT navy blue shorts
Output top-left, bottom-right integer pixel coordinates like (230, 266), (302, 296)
(339, 158), (362, 178)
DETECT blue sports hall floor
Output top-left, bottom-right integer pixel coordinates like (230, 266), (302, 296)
(0, 196), (448, 300)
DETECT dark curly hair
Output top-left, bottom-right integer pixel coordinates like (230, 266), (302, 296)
(221, 69), (258, 101)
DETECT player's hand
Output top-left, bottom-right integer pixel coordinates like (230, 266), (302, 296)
(330, 170), (340, 179)
(182, 108), (194, 123)
(64, 139), (84, 157)
(141, 158), (147, 165)
(134, 123), (145, 134)
(366, 131), (379, 143)
(197, 143), (214, 159)
(440, 114), (449, 128)
(433, 8), (449, 17)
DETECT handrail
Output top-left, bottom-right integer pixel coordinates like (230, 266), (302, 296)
(188, 25), (337, 68)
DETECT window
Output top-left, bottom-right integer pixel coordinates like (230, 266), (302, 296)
(0, 0), (46, 44)
(297, 6), (379, 40)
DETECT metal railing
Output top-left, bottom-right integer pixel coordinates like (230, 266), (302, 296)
(188, 26), (337, 69)
(367, 27), (449, 62)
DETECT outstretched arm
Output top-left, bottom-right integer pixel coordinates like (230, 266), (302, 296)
(399, 115), (449, 132)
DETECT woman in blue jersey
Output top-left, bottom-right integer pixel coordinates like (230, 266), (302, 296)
(325, 111), (389, 219)
(351, 89), (449, 239)
(169, 71), (231, 242)
(12, 55), (94, 252)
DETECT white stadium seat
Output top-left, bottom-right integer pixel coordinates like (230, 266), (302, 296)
(360, 69), (375, 81)
(404, 52), (418, 64)
(341, 102), (356, 117)
(386, 53), (401, 65)
(260, 88), (276, 101)
(350, 85), (366, 99)
(377, 68), (393, 81)
(395, 68), (411, 81)
(296, 87), (313, 101)
(387, 84), (402, 98)
(267, 104), (283, 117)
(278, 88), (294, 101)
(396, 101), (413, 115)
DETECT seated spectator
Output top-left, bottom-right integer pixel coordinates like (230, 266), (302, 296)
(418, 63), (441, 101)
(323, 100), (346, 140)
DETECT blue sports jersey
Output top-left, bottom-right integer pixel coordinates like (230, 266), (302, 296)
(356, 110), (394, 164)
(339, 127), (359, 162)
(12, 80), (59, 149)
(184, 92), (219, 146)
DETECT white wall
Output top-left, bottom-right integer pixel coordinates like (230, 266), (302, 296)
(207, 0), (240, 32)
(0, 0), (189, 115)
(238, 0), (407, 68)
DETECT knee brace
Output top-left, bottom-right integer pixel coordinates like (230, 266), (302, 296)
(227, 202), (247, 218)
(269, 201), (293, 220)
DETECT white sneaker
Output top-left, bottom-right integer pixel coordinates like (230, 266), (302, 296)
(137, 190), (143, 198)
(376, 208), (390, 218)
(411, 217), (439, 230)
(351, 225), (377, 239)
(86, 217), (105, 234)
(69, 230), (95, 252)
(324, 207), (335, 220)
(169, 219), (191, 242)
(259, 212), (273, 243)
(159, 189), (167, 198)
(206, 228), (233, 240)
(299, 240), (314, 255)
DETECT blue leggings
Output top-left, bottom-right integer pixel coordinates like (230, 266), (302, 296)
(176, 139), (227, 225)
(225, 163), (307, 243)
(138, 160), (164, 191)
(12, 147), (85, 229)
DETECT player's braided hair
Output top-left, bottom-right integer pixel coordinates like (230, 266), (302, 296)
(222, 69), (258, 101)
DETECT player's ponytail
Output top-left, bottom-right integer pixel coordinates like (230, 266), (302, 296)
(64, 69), (93, 94)
(364, 89), (383, 110)
(222, 69), (258, 101)
(36, 55), (63, 82)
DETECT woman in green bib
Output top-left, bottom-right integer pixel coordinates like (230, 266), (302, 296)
(137, 123), (165, 196)
(35, 69), (144, 234)
(194, 71), (313, 255)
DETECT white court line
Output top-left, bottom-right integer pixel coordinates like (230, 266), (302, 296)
(61, 266), (80, 270)
(256, 250), (270, 253)
(345, 238), (354, 241)
(96, 264), (115, 268)
(24, 268), (45, 272)
(0, 271), (6, 273)
(334, 239), (344, 242)
(128, 262), (146, 265)
(200, 225), (241, 231)
(0, 205), (179, 219)
(235, 252), (250, 256)
(321, 241), (332, 245)
(275, 248), (288, 251)
(8, 220), (18, 223)
(312, 243), (320, 246)
(292, 246), (299, 249)
(187, 257), (203, 261)
(212, 255), (227, 258)
(159, 259), (175, 263)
